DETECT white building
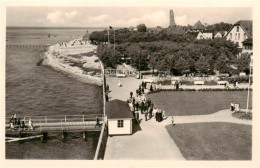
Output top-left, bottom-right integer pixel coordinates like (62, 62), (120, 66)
(225, 20), (252, 48)
(214, 31), (227, 38)
(106, 99), (134, 135)
(196, 31), (213, 39)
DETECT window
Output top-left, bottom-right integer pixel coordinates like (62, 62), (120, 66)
(244, 33), (247, 40)
(237, 26), (239, 32)
(117, 120), (124, 128)
(238, 33), (240, 40)
(230, 33), (232, 39)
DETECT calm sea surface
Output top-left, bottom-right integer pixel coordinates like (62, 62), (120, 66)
(6, 27), (105, 159)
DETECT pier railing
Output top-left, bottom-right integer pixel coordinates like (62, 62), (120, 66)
(5, 114), (104, 131)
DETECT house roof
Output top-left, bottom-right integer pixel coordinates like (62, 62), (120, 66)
(242, 37), (253, 45)
(234, 20), (253, 37)
(191, 21), (205, 30)
(106, 99), (134, 119)
(226, 20), (253, 38)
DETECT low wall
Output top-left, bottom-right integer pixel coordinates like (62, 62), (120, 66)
(94, 60), (108, 160)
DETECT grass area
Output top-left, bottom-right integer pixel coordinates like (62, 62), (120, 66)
(232, 111), (252, 120)
(166, 122), (252, 160)
(146, 91), (252, 116)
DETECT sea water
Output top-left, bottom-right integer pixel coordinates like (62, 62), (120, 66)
(5, 27), (104, 159)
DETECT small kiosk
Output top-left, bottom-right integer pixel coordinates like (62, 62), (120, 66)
(106, 99), (134, 135)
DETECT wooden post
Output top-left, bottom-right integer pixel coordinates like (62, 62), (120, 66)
(65, 115), (67, 122)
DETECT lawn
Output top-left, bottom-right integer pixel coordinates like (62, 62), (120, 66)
(166, 122), (252, 160)
(146, 91), (252, 116)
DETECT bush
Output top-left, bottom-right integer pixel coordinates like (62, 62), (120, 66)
(220, 75), (249, 83)
(232, 111), (252, 120)
(157, 80), (172, 85)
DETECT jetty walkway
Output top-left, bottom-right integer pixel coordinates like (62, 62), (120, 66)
(5, 114), (104, 141)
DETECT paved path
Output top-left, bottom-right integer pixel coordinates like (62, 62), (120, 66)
(165, 109), (252, 126)
(104, 76), (252, 160)
(105, 76), (184, 160)
(105, 76), (142, 101)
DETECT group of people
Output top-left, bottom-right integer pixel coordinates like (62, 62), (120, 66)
(230, 101), (240, 113)
(129, 82), (171, 124)
(9, 114), (34, 130)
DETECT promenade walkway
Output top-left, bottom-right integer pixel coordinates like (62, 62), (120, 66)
(104, 76), (252, 160)
(104, 77), (185, 160)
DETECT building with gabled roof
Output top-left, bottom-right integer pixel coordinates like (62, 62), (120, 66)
(214, 31), (227, 38)
(225, 20), (253, 48)
(106, 99), (134, 135)
(190, 21), (205, 32)
(242, 37), (253, 54)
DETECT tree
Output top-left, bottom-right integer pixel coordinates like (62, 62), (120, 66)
(137, 24), (147, 32)
(238, 53), (251, 74)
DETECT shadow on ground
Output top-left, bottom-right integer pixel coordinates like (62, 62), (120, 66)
(132, 120), (142, 135)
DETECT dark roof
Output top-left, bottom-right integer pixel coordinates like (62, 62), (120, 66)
(242, 37), (253, 45)
(191, 21), (205, 30)
(225, 20), (253, 38)
(106, 99), (134, 119)
(234, 20), (253, 37)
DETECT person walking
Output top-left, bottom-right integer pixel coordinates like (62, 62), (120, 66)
(230, 101), (235, 112)
(28, 119), (34, 130)
(130, 91), (133, 99)
(141, 101), (145, 114)
(171, 116), (175, 127)
(135, 101), (139, 111)
(176, 81), (179, 90)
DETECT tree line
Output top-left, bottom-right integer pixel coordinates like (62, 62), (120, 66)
(91, 24), (250, 75)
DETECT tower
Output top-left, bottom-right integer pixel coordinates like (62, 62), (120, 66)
(169, 10), (176, 27)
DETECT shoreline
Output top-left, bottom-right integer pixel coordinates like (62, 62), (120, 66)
(43, 39), (103, 86)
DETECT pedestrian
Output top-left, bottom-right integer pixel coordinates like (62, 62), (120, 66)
(141, 101), (145, 114)
(20, 120), (25, 129)
(176, 81), (179, 90)
(130, 91), (133, 99)
(96, 117), (100, 126)
(141, 87), (144, 94)
(230, 101), (235, 112)
(106, 84), (109, 92)
(17, 118), (21, 128)
(135, 101), (139, 111)
(150, 84), (153, 91)
(135, 111), (139, 124)
(233, 81), (236, 88)
(105, 93), (109, 102)
(28, 119), (34, 130)
(145, 112), (148, 121)
(118, 80), (121, 87)
(171, 116), (175, 127)
(234, 103), (240, 112)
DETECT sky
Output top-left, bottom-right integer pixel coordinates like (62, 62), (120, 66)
(6, 7), (252, 28)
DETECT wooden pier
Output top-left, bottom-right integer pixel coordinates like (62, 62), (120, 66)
(5, 114), (104, 142)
